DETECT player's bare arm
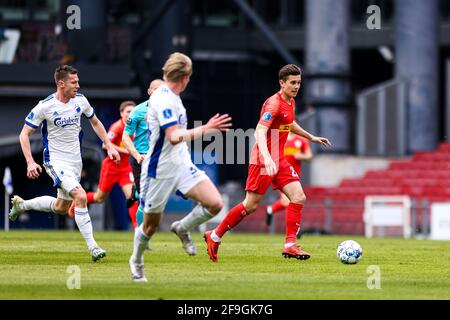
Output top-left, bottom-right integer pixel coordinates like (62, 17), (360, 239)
(166, 113), (232, 145)
(88, 115), (121, 163)
(102, 140), (129, 154)
(19, 124), (42, 179)
(291, 121), (331, 147)
(122, 131), (144, 164)
(255, 124), (277, 176)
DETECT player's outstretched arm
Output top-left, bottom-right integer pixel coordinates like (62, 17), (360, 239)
(291, 121), (332, 147)
(166, 113), (232, 145)
(88, 115), (121, 163)
(19, 125), (42, 179)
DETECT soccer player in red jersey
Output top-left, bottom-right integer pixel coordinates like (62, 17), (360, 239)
(69, 101), (139, 228)
(266, 133), (312, 227)
(204, 64), (331, 262)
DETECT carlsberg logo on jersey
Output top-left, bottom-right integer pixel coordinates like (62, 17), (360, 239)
(53, 116), (79, 127)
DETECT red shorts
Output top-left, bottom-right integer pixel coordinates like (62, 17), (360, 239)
(245, 158), (300, 195)
(98, 162), (134, 193)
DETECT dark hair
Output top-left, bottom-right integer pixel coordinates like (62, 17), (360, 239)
(119, 100), (136, 112)
(278, 64), (302, 81)
(54, 65), (78, 84)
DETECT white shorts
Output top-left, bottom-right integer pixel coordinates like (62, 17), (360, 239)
(43, 161), (82, 201)
(140, 162), (209, 214)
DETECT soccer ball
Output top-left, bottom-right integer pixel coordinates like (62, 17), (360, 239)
(336, 240), (362, 264)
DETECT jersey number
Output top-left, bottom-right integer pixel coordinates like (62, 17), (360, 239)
(290, 166), (298, 178)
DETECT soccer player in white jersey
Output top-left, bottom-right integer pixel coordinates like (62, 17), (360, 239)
(9, 65), (120, 262)
(129, 52), (232, 282)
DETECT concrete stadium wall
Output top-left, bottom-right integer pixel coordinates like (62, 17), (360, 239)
(310, 155), (391, 187)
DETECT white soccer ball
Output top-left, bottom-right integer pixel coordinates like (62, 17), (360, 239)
(336, 240), (363, 264)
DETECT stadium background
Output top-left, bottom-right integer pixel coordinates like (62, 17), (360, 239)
(0, 0), (449, 237)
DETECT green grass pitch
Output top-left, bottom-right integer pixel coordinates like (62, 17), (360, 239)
(0, 230), (449, 300)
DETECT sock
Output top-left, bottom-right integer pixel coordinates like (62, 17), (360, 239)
(131, 226), (150, 264)
(74, 207), (98, 250)
(211, 230), (221, 242)
(215, 203), (248, 238)
(22, 196), (57, 213)
(128, 202), (138, 229)
(136, 206), (144, 226)
(178, 204), (214, 231)
(285, 203), (303, 244)
(86, 192), (95, 204)
(270, 199), (286, 214)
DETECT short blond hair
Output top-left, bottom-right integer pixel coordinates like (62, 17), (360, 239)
(162, 52), (192, 83)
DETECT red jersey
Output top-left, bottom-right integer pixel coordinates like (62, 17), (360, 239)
(284, 136), (310, 175)
(105, 119), (131, 171)
(250, 92), (295, 167)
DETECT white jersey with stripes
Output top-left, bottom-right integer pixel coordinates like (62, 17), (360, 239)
(25, 93), (95, 165)
(145, 84), (191, 179)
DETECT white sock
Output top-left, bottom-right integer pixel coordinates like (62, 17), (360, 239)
(22, 196), (56, 213)
(211, 230), (221, 242)
(74, 207), (97, 250)
(131, 226), (150, 264)
(178, 204), (214, 231)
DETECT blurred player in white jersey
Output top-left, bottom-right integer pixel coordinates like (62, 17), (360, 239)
(9, 65), (120, 262)
(129, 52), (232, 282)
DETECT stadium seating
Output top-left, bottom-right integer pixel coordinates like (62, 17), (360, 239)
(300, 142), (450, 235)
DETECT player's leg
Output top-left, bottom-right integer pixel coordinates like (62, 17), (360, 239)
(68, 189), (110, 217)
(130, 212), (161, 283)
(9, 190), (75, 221)
(9, 194), (58, 221)
(131, 158), (144, 225)
(265, 192), (289, 226)
(204, 191), (265, 263)
(87, 164), (117, 204)
(126, 157), (141, 208)
(59, 162), (106, 261)
(279, 181), (310, 260)
(69, 168), (115, 217)
(204, 164), (271, 262)
(91, 190), (110, 203)
(68, 185), (106, 261)
(129, 165), (173, 282)
(171, 176), (222, 256)
(129, 163), (151, 250)
(11, 162), (75, 220)
(162, 164), (213, 256)
(119, 181), (138, 229)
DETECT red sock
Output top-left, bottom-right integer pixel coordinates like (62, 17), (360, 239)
(270, 199), (286, 214)
(128, 202), (138, 229)
(86, 192), (95, 204)
(215, 203), (248, 238)
(285, 203), (303, 244)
